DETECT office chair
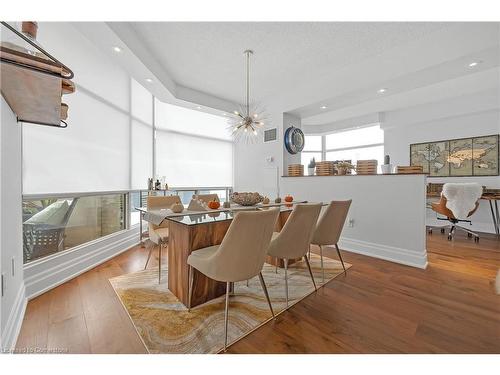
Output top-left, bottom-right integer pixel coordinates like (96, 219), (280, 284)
(429, 183), (482, 242)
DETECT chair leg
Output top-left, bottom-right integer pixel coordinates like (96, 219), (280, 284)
(258, 272), (275, 318)
(304, 255), (317, 291)
(224, 281), (230, 352)
(144, 245), (153, 270)
(448, 225), (456, 241)
(246, 279), (249, 287)
(455, 225), (480, 242)
(319, 245), (325, 282)
(334, 244), (346, 273)
(188, 265), (193, 312)
(158, 244), (162, 284)
(284, 259), (289, 308)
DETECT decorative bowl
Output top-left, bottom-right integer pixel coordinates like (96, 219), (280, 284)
(230, 192), (264, 206)
(171, 203), (184, 213)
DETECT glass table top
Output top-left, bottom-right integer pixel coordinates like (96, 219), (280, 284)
(167, 205), (295, 226)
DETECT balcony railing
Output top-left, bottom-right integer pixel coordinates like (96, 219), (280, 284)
(22, 186), (232, 264)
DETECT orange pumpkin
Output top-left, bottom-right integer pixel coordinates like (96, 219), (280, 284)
(208, 200), (220, 209)
(284, 195), (293, 203)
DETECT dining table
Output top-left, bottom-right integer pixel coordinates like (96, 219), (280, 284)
(136, 201), (314, 308)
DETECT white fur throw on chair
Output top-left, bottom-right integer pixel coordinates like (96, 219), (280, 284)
(442, 183), (483, 220)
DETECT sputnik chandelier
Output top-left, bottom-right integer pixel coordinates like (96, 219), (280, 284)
(228, 50), (268, 142)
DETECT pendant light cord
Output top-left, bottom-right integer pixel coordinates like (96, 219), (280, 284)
(246, 50), (250, 117)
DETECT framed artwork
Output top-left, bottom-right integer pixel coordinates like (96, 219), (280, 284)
(409, 134), (499, 177)
(428, 141), (449, 177)
(410, 143), (430, 173)
(449, 138), (473, 176)
(472, 135), (499, 176)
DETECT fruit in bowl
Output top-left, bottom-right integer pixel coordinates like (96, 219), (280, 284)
(171, 203), (184, 213)
(284, 195), (293, 203)
(230, 192), (264, 206)
(208, 200), (221, 209)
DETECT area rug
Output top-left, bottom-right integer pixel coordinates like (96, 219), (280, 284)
(109, 254), (350, 353)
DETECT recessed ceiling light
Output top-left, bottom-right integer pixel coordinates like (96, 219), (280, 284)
(196, 106), (202, 110)
(378, 88), (387, 94)
(320, 106), (327, 109)
(112, 46), (122, 53)
(468, 61), (482, 67)
(145, 78), (153, 83)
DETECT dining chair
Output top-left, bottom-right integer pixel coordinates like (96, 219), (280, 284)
(267, 203), (322, 307)
(146, 195), (182, 283)
(311, 200), (352, 281)
(193, 193), (219, 204)
(187, 208), (279, 351)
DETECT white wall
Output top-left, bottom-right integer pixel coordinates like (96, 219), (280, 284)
(282, 174), (428, 268)
(383, 90), (500, 233)
(0, 96), (26, 351)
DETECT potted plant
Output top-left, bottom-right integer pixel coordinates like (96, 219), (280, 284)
(337, 161), (355, 175)
(308, 157), (316, 176)
(381, 154), (393, 174)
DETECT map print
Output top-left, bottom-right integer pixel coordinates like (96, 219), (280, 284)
(428, 141), (449, 176)
(472, 135), (499, 176)
(410, 143), (430, 173)
(409, 135), (499, 177)
(449, 138), (473, 176)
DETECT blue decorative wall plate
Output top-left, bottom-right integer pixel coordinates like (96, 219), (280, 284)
(284, 126), (305, 154)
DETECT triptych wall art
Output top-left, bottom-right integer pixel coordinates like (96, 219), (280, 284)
(410, 134), (499, 177)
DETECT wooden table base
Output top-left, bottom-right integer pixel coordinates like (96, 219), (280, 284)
(168, 210), (293, 308)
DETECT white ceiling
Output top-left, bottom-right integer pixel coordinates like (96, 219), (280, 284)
(127, 22), (450, 102)
(94, 22), (499, 126)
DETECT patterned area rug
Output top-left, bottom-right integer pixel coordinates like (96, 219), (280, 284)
(109, 254), (350, 353)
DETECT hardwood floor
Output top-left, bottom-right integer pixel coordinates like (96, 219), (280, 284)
(16, 230), (500, 353)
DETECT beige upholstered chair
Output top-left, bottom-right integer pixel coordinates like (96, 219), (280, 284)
(187, 208), (279, 351)
(311, 200), (352, 281)
(267, 203), (322, 307)
(193, 193), (219, 204)
(146, 195), (182, 283)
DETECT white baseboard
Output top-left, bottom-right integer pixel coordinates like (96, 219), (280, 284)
(1, 282), (27, 351)
(24, 227), (140, 300)
(338, 237), (428, 269)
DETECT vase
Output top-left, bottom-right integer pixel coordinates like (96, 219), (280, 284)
(338, 167), (347, 175)
(381, 164), (393, 174)
(308, 167), (315, 176)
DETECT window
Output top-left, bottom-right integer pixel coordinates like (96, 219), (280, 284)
(303, 124), (384, 170)
(301, 135), (323, 167)
(22, 193), (126, 263)
(325, 125), (383, 150)
(155, 100), (233, 187)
